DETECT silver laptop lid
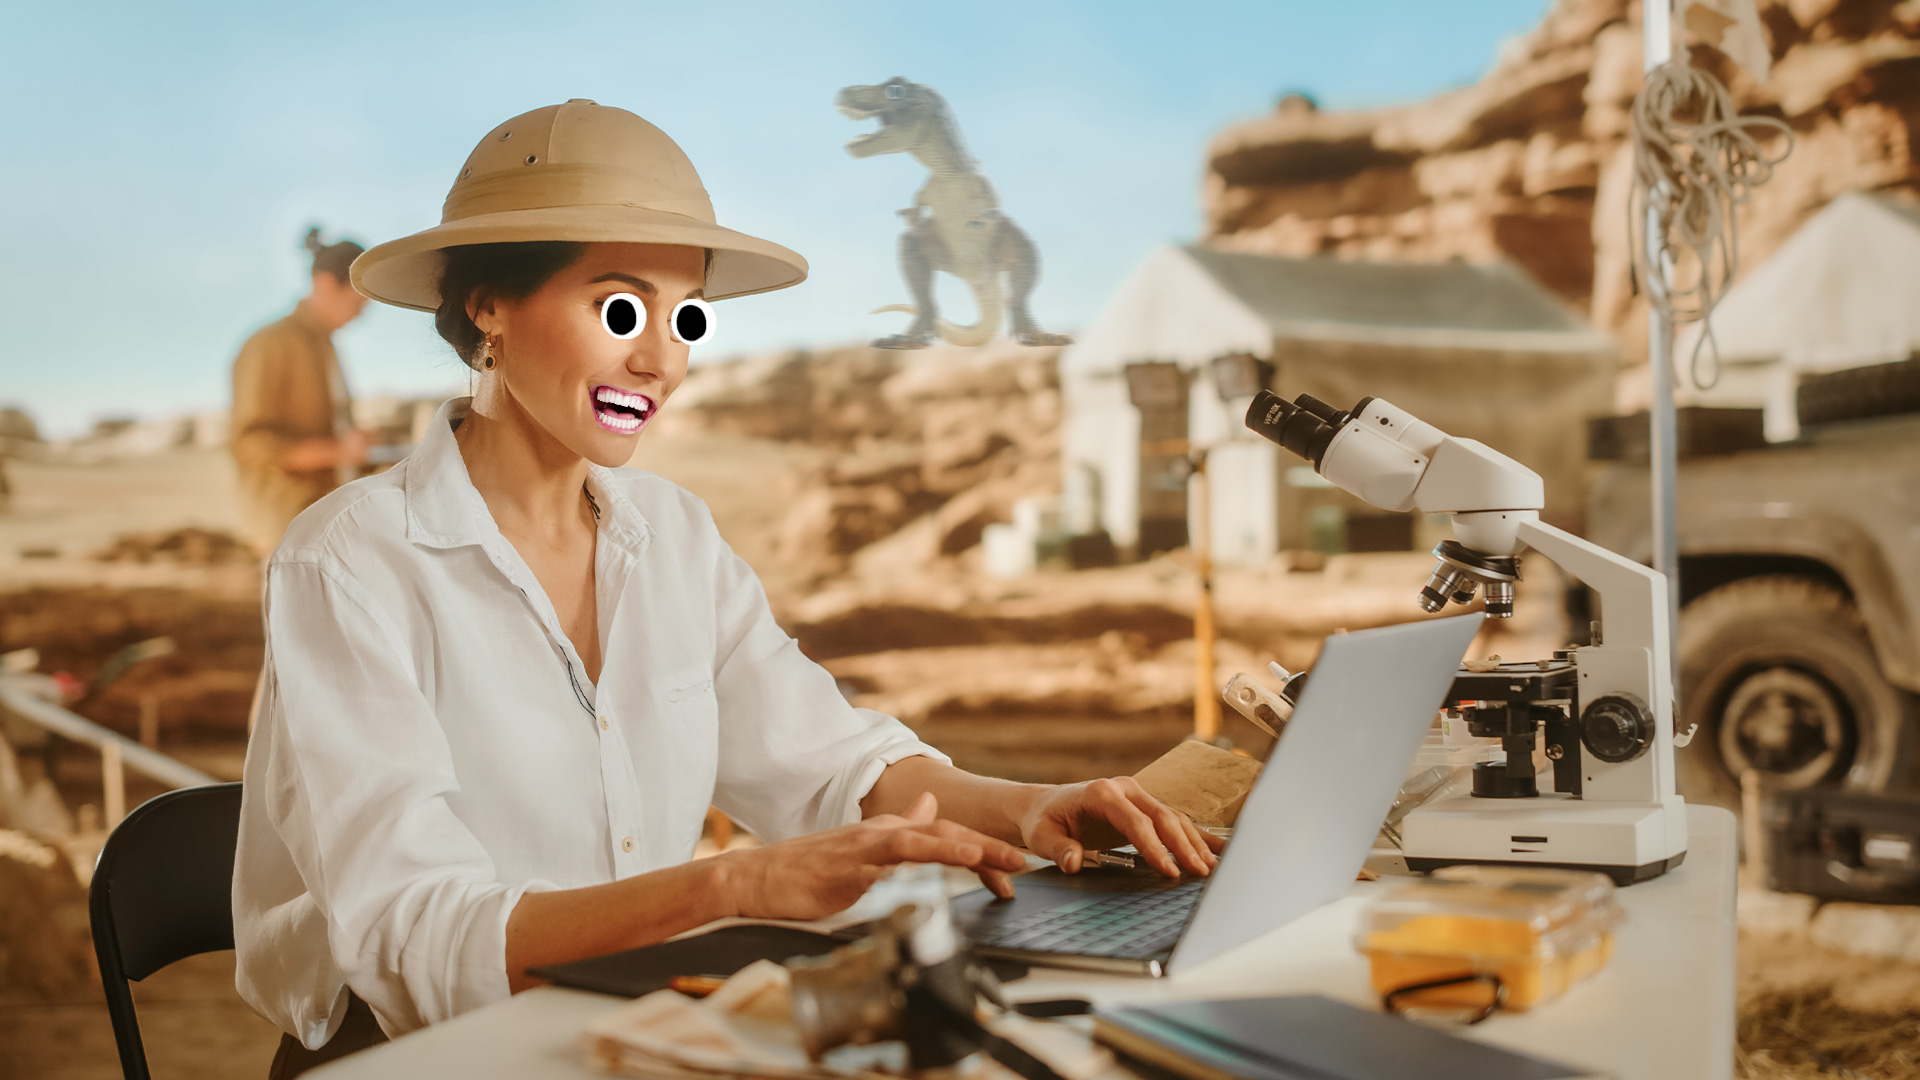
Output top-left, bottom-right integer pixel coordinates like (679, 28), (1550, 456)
(1168, 613), (1484, 975)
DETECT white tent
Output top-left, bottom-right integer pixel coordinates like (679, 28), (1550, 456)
(1679, 192), (1920, 440)
(1061, 245), (1616, 564)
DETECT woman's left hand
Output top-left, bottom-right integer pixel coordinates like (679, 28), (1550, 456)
(1018, 777), (1223, 878)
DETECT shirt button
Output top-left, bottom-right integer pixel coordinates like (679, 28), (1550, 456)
(599, 715), (609, 730)
(621, 836), (634, 853)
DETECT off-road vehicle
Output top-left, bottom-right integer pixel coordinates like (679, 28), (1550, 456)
(1586, 358), (1920, 809)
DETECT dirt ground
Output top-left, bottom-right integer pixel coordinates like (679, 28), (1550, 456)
(6, 416), (1920, 1078)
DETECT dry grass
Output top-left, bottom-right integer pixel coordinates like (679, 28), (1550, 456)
(1736, 930), (1920, 1079)
(1737, 986), (1920, 1078)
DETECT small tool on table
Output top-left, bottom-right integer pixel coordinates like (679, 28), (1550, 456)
(668, 975), (729, 997)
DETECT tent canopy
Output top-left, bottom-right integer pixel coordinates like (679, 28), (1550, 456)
(1685, 192), (1920, 372)
(1064, 245), (1611, 377)
(1680, 192), (1920, 439)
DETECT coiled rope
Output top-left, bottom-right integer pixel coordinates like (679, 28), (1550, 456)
(1629, 58), (1793, 389)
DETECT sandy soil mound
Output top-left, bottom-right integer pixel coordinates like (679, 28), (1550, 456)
(0, 831), (93, 1002)
(90, 528), (253, 567)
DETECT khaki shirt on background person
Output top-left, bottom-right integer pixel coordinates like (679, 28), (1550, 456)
(230, 299), (354, 555)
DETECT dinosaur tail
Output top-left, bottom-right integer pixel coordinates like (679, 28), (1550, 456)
(937, 277), (1002, 347)
(869, 278), (1004, 346)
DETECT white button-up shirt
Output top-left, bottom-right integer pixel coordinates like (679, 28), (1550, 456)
(234, 398), (943, 1048)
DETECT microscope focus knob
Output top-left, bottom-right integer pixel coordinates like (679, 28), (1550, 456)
(1580, 692), (1655, 764)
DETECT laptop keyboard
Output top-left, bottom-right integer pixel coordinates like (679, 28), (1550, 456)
(970, 880), (1205, 958)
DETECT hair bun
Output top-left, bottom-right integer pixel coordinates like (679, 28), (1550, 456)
(304, 227), (325, 255)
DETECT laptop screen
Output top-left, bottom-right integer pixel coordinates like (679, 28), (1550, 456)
(1169, 613), (1483, 974)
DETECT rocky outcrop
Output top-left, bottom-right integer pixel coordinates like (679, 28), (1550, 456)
(1203, 0), (1920, 405)
(671, 342), (1063, 584)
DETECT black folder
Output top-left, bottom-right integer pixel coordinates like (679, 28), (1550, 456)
(530, 921), (1029, 998)
(528, 924), (842, 998)
(1094, 995), (1603, 1080)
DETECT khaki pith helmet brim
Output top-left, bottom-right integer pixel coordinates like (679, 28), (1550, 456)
(351, 100), (807, 311)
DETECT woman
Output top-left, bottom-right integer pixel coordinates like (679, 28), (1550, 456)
(234, 100), (1216, 1074)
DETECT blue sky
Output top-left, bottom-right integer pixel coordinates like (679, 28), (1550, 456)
(0, 1), (1551, 437)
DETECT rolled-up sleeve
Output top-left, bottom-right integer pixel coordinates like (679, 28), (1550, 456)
(249, 554), (554, 1038)
(704, 521), (946, 841)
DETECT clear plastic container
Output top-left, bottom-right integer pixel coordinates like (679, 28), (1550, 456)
(1355, 865), (1624, 1011)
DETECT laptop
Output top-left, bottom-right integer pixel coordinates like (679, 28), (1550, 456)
(950, 612), (1483, 977)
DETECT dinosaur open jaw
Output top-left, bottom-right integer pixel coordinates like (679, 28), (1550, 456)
(846, 120), (890, 150)
(591, 385), (654, 434)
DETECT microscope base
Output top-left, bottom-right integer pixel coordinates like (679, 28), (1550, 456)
(1401, 795), (1689, 886)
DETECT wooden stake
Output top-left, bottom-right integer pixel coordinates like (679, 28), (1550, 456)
(1740, 768), (1765, 884)
(102, 741), (125, 830)
(1192, 453), (1220, 742)
(139, 694), (160, 749)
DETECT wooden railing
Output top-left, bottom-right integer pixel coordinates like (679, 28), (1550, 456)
(0, 677), (217, 825)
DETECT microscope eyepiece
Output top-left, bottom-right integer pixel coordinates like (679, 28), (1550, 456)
(1245, 390), (1344, 468)
(1293, 394), (1347, 426)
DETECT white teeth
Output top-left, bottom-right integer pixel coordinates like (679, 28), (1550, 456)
(594, 387), (651, 413)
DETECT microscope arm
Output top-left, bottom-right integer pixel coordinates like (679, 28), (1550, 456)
(1511, 519), (1666, 662)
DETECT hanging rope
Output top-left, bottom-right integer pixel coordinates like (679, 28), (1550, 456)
(1628, 58), (1793, 389)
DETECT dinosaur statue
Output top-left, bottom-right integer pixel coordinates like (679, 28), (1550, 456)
(836, 77), (1072, 349)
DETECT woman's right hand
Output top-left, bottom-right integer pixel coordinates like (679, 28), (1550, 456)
(718, 792), (1027, 922)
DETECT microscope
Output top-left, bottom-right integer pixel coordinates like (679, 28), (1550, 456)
(1245, 390), (1689, 885)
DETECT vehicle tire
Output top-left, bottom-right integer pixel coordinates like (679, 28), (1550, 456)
(1677, 575), (1916, 812)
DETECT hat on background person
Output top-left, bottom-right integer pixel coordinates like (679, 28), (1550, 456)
(350, 100), (808, 311)
(305, 228), (365, 282)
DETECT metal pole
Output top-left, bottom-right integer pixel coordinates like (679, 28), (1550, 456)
(1644, 0), (1683, 683)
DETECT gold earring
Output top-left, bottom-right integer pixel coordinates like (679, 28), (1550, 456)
(479, 334), (497, 371)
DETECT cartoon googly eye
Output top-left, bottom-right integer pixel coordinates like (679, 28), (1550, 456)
(885, 83), (905, 100)
(670, 298), (715, 345)
(601, 292), (645, 339)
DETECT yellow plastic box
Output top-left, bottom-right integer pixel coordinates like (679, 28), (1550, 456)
(1355, 865), (1623, 1012)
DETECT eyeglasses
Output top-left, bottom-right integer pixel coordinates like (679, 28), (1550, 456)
(1382, 972), (1505, 1026)
(600, 293), (716, 345)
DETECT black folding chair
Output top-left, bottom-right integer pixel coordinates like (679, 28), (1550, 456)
(89, 782), (244, 1080)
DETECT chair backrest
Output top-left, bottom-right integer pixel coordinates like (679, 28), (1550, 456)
(89, 782), (243, 1080)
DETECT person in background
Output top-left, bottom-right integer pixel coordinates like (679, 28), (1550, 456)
(229, 228), (374, 556)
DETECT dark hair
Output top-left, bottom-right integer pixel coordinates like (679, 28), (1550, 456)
(434, 242), (589, 367)
(434, 243), (715, 369)
(305, 226), (365, 283)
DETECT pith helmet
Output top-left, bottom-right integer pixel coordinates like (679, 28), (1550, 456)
(351, 99), (807, 310)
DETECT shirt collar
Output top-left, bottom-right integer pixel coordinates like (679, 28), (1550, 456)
(584, 463), (650, 557)
(290, 299), (332, 338)
(403, 397), (652, 557)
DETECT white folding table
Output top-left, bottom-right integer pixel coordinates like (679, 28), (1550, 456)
(312, 804), (1736, 1080)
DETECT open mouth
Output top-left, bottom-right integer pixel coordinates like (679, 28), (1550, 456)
(837, 100), (891, 148)
(591, 384), (654, 434)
